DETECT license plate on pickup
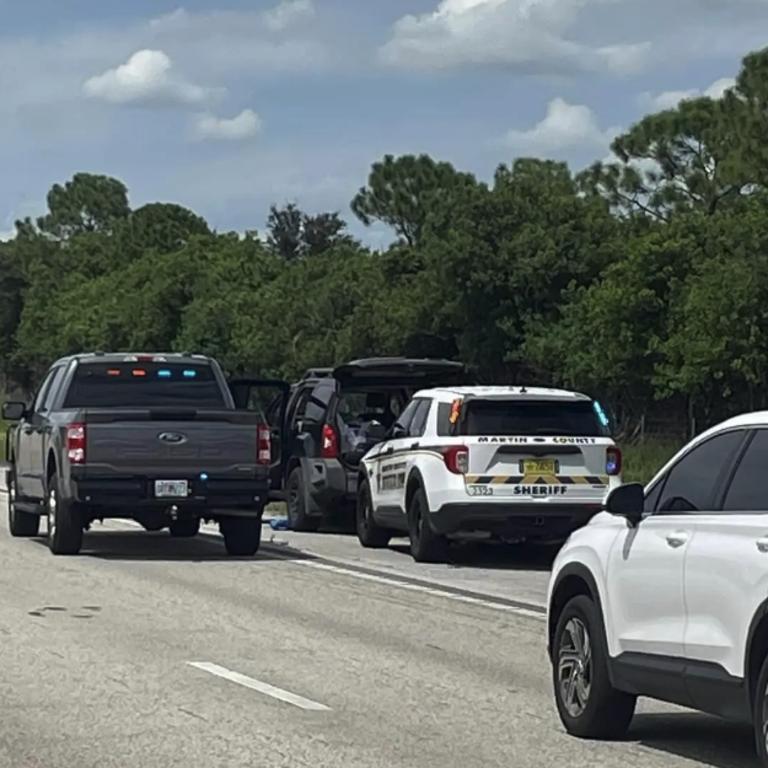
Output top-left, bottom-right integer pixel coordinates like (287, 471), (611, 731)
(523, 459), (556, 475)
(154, 480), (189, 498)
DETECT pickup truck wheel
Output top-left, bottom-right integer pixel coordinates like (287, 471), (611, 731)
(356, 480), (391, 548)
(220, 516), (262, 556)
(553, 595), (636, 739)
(286, 469), (320, 532)
(46, 473), (83, 556)
(408, 486), (448, 563)
(7, 466), (40, 537)
(169, 519), (200, 538)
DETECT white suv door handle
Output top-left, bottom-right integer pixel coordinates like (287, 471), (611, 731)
(666, 531), (689, 549)
(756, 537), (768, 553)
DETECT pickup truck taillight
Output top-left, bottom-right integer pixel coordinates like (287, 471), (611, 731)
(442, 445), (469, 475)
(67, 423), (86, 464)
(606, 446), (622, 476)
(257, 424), (271, 465)
(321, 424), (339, 460)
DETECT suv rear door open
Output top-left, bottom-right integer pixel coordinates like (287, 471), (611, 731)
(229, 379), (289, 491)
(331, 358), (467, 468)
(333, 358), (465, 389)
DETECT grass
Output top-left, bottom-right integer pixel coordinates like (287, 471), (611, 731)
(621, 438), (682, 485)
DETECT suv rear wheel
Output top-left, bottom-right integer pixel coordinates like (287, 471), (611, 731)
(553, 595), (636, 739)
(356, 479), (391, 548)
(408, 486), (448, 563)
(286, 468), (320, 532)
(7, 464), (40, 537)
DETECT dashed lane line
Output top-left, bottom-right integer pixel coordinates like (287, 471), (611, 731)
(187, 662), (331, 711)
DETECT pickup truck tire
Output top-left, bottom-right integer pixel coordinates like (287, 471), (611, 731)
(46, 472), (83, 556)
(169, 519), (200, 538)
(408, 486), (449, 563)
(356, 479), (391, 548)
(286, 468), (320, 532)
(7, 465), (40, 537)
(220, 516), (262, 556)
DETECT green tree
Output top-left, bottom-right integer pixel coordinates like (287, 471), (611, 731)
(267, 203), (303, 261)
(656, 202), (768, 417)
(722, 47), (768, 190)
(579, 97), (744, 219)
(121, 203), (210, 255)
(301, 212), (353, 257)
(525, 218), (698, 419)
(35, 173), (131, 239)
(420, 159), (617, 378)
(352, 154), (478, 246)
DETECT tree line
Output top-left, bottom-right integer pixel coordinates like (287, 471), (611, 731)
(2, 48), (768, 438)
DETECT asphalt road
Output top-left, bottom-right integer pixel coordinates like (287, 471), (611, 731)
(0, 493), (759, 767)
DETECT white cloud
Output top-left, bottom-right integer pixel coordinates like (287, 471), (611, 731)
(380, 0), (650, 74)
(263, 0), (315, 32)
(642, 76), (736, 111)
(194, 109), (262, 141)
(0, 228), (15, 242)
(83, 49), (213, 106)
(503, 98), (619, 156)
(145, 8), (332, 76)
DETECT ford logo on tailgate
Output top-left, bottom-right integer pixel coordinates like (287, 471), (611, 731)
(158, 432), (187, 445)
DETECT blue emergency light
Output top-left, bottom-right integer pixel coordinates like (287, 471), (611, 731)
(593, 400), (610, 428)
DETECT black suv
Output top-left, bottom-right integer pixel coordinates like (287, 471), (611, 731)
(232, 358), (465, 531)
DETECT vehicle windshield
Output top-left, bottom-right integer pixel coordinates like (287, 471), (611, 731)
(459, 400), (609, 437)
(63, 362), (226, 408)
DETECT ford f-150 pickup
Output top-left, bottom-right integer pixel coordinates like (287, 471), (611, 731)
(3, 353), (281, 556)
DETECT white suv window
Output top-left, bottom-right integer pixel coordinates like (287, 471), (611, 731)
(408, 399), (431, 438)
(722, 429), (768, 512)
(655, 430), (745, 513)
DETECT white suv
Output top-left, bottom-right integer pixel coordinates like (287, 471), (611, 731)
(548, 412), (768, 764)
(356, 386), (622, 562)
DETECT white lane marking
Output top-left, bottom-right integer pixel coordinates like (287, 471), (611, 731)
(187, 661), (331, 711)
(105, 520), (546, 621)
(275, 557), (547, 621)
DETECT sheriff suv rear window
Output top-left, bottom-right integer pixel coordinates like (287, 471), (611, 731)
(63, 363), (227, 409)
(438, 399), (608, 437)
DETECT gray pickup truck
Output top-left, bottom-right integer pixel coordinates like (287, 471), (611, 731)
(3, 353), (281, 556)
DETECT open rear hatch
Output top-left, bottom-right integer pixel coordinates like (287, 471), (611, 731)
(333, 358), (466, 388)
(333, 358), (467, 468)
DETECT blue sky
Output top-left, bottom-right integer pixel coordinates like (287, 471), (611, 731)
(1, 0), (766, 246)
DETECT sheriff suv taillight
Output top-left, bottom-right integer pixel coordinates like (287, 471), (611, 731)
(67, 423), (86, 464)
(321, 424), (339, 459)
(606, 446), (622, 476)
(257, 424), (271, 465)
(443, 445), (469, 475)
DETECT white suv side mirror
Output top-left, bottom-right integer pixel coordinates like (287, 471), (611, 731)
(605, 483), (644, 526)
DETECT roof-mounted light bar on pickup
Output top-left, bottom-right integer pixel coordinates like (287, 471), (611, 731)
(123, 355), (168, 362)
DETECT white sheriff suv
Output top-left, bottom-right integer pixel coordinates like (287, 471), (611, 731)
(355, 386), (622, 562)
(547, 412), (768, 765)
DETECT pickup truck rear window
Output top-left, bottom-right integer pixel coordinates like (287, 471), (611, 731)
(63, 363), (227, 409)
(439, 400), (608, 437)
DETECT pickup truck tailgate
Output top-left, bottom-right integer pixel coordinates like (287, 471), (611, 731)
(81, 409), (261, 476)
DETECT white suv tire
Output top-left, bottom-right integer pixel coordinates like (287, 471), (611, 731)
(552, 595), (636, 739)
